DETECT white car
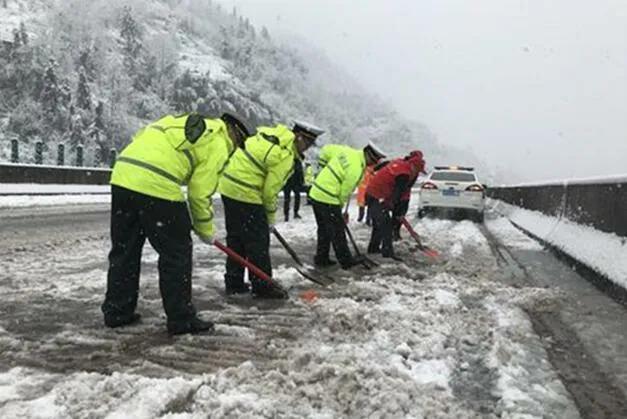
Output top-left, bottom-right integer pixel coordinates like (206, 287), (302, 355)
(417, 166), (485, 222)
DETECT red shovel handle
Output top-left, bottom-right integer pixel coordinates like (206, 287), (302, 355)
(400, 217), (440, 259)
(400, 217), (423, 245)
(212, 239), (273, 284)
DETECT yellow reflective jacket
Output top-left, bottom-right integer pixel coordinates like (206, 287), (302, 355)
(218, 124), (296, 224)
(309, 144), (366, 206)
(110, 114), (235, 239)
(304, 165), (314, 186)
(318, 144), (353, 169)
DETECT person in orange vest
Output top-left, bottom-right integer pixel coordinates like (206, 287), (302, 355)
(356, 164), (375, 225)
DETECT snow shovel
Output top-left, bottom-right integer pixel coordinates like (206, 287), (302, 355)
(212, 239), (287, 297)
(343, 224), (378, 269)
(399, 217), (440, 260)
(271, 227), (334, 286)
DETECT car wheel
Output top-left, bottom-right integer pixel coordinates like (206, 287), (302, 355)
(418, 208), (427, 219)
(474, 211), (484, 223)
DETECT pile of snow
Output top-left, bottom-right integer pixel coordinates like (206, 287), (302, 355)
(491, 200), (627, 290)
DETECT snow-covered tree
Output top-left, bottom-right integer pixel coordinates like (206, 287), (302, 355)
(76, 71), (91, 110)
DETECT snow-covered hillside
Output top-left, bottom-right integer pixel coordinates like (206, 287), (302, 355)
(0, 0), (456, 168)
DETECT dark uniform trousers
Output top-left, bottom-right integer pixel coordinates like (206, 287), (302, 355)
(312, 200), (353, 265)
(283, 184), (301, 219)
(367, 194), (394, 257)
(392, 200), (409, 239)
(102, 185), (196, 324)
(222, 195), (272, 292)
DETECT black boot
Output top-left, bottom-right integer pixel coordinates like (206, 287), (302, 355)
(104, 313), (141, 328)
(341, 255), (365, 270)
(226, 282), (251, 296)
(167, 316), (214, 335)
(314, 257), (337, 268)
(383, 253), (403, 262)
(253, 284), (288, 299)
(294, 213), (302, 219)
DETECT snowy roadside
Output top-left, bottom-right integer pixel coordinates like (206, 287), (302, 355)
(0, 184), (111, 208)
(489, 199), (627, 290)
(0, 204), (580, 418)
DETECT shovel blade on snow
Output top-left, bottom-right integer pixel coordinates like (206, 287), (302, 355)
(271, 227), (335, 286)
(399, 217), (441, 261)
(295, 266), (335, 286)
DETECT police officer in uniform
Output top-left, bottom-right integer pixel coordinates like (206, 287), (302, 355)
(218, 121), (323, 298)
(102, 112), (249, 335)
(309, 142), (386, 269)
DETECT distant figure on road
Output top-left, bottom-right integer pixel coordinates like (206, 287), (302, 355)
(283, 157), (304, 221)
(356, 164), (375, 225)
(103, 112), (249, 335)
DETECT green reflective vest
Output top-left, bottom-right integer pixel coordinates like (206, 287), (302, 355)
(309, 144), (366, 206)
(218, 124), (297, 224)
(304, 165), (314, 186)
(110, 114), (235, 239)
(318, 144), (353, 169)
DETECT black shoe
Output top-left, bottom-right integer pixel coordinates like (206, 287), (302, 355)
(341, 255), (365, 270)
(252, 285), (288, 299)
(367, 247), (381, 255)
(284, 214), (289, 222)
(167, 316), (214, 335)
(383, 253), (403, 262)
(314, 258), (337, 268)
(104, 313), (141, 328)
(226, 283), (251, 295)
(294, 213), (302, 219)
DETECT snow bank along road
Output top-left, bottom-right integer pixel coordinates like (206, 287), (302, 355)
(1, 200), (626, 418)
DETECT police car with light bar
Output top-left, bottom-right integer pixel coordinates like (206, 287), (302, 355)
(417, 166), (485, 222)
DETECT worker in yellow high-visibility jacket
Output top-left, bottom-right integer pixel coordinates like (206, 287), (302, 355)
(309, 142), (386, 269)
(103, 112), (249, 335)
(218, 121), (323, 298)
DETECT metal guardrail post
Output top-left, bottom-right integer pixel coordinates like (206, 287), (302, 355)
(75, 145), (83, 167)
(109, 148), (117, 168)
(11, 139), (18, 163)
(57, 144), (65, 166)
(35, 141), (43, 165)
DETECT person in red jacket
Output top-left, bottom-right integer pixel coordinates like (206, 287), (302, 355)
(393, 151), (426, 240)
(366, 151), (426, 260)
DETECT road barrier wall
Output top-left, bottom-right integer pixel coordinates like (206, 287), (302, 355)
(0, 163), (111, 185)
(488, 177), (627, 238)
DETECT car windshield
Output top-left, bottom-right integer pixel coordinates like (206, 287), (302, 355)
(430, 172), (476, 182)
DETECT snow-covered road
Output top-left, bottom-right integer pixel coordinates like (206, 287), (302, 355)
(0, 201), (626, 418)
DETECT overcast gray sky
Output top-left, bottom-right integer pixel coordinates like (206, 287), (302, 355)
(220, 0), (627, 181)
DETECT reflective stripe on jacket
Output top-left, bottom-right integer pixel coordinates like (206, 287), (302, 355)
(309, 145), (365, 206)
(110, 115), (234, 239)
(304, 166), (314, 186)
(317, 144), (353, 169)
(218, 124), (296, 224)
